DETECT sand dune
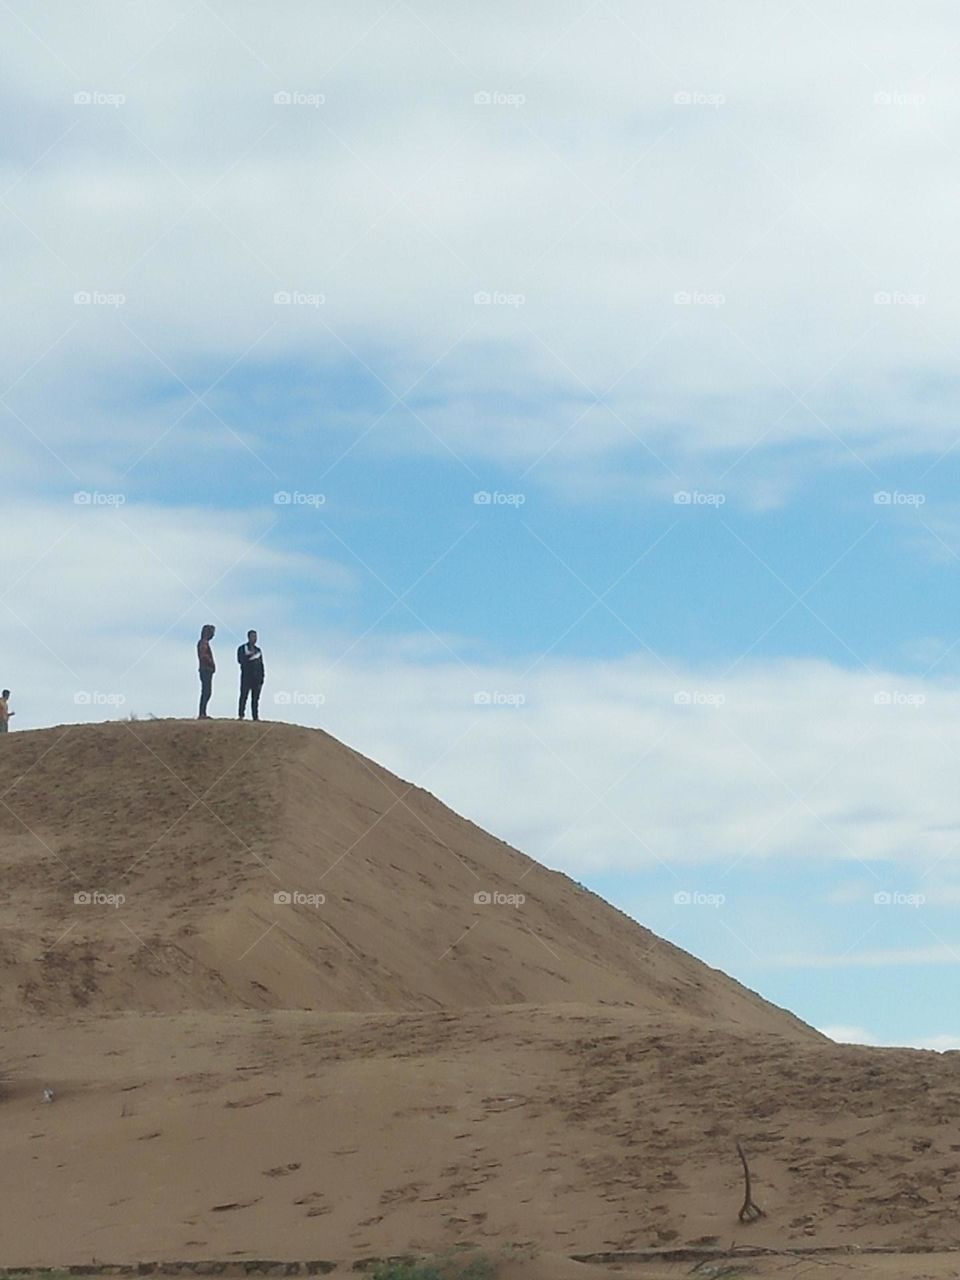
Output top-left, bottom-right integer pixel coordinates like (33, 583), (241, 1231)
(0, 719), (813, 1031)
(3, 720), (957, 1271)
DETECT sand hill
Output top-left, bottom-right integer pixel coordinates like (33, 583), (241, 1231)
(0, 719), (813, 1031)
(4, 720), (959, 1273)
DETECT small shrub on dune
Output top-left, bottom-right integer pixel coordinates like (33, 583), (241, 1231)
(370, 1253), (496, 1280)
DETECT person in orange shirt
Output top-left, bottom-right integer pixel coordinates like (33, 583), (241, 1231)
(0, 689), (13, 733)
(197, 626), (216, 719)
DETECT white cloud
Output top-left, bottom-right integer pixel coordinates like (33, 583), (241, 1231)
(7, 0), (960, 491)
(820, 1025), (960, 1052)
(819, 1024), (880, 1045)
(910, 1034), (960, 1051)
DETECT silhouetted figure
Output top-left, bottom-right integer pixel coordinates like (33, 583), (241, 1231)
(197, 625), (216, 718)
(237, 630), (264, 721)
(0, 689), (13, 733)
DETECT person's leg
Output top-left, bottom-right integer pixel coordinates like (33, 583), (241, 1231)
(239, 670), (251, 719)
(199, 670), (212, 718)
(251, 680), (262, 721)
(0, 720), (7, 733)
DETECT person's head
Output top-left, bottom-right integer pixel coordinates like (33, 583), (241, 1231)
(1, 690), (8, 700)
(248, 629), (258, 645)
(200, 624), (216, 641)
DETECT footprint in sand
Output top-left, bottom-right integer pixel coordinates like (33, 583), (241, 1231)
(211, 1197), (262, 1212)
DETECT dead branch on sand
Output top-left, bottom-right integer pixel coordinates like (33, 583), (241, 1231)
(737, 1140), (765, 1223)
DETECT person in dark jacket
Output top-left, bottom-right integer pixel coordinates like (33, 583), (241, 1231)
(237, 629), (265, 721)
(197, 624), (216, 718)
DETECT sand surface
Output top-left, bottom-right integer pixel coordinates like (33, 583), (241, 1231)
(3, 721), (958, 1273)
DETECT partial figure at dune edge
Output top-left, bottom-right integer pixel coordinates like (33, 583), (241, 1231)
(197, 624), (216, 719)
(237, 629), (265, 721)
(0, 689), (13, 733)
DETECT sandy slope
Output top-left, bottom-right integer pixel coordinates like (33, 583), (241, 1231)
(4, 720), (958, 1270)
(7, 1004), (960, 1265)
(0, 719), (813, 1033)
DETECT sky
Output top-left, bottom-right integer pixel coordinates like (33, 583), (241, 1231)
(4, 0), (960, 1049)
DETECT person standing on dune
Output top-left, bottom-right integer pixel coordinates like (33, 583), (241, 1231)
(0, 689), (13, 733)
(237, 629), (265, 721)
(197, 624), (216, 719)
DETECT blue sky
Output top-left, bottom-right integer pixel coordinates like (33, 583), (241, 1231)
(5, 0), (960, 1048)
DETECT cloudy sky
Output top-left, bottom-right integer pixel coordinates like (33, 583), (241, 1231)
(5, 0), (960, 1048)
